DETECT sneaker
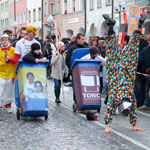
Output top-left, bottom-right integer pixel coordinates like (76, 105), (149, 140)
(103, 14), (116, 27)
(119, 101), (132, 116)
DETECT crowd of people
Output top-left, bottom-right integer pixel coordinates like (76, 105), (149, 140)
(0, 13), (150, 133)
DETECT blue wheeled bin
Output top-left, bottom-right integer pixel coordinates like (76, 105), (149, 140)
(15, 59), (49, 120)
(71, 49), (102, 113)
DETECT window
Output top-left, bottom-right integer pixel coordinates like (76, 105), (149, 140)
(80, 0), (85, 11)
(23, 12), (26, 24)
(11, 16), (13, 26)
(57, 0), (60, 14)
(20, 13), (22, 24)
(28, 11), (31, 23)
(97, 0), (101, 8)
(33, 9), (36, 22)
(1, 3), (4, 12)
(90, 0), (94, 10)
(106, 0), (112, 5)
(5, 18), (8, 28)
(50, 3), (55, 15)
(44, 2), (48, 16)
(5, 1), (8, 11)
(64, 0), (67, 14)
(1, 20), (4, 29)
(72, 0), (75, 12)
(38, 8), (41, 21)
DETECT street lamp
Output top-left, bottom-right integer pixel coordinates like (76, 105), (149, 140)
(115, 0), (125, 31)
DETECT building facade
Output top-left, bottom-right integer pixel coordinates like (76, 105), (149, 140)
(42, 0), (85, 41)
(42, 0), (55, 41)
(0, 0), (10, 35)
(27, 0), (42, 39)
(57, 0), (85, 39)
(86, 0), (114, 40)
(10, 0), (27, 34)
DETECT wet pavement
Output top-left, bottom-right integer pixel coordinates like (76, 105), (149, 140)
(0, 79), (150, 150)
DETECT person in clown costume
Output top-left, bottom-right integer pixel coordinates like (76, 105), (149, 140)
(103, 14), (146, 133)
(14, 25), (40, 63)
(0, 34), (17, 113)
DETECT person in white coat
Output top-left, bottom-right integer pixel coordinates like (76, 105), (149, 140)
(51, 42), (68, 103)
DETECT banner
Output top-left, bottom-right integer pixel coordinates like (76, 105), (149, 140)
(128, 5), (140, 35)
(18, 62), (48, 114)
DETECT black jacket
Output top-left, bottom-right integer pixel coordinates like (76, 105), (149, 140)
(65, 42), (88, 70)
(138, 45), (150, 73)
(23, 51), (44, 63)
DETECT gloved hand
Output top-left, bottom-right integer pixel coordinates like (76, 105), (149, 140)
(138, 13), (147, 28)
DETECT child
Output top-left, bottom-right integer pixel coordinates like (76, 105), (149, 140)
(51, 42), (68, 103)
(23, 43), (47, 63)
(24, 72), (35, 98)
(0, 34), (17, 113)
(28, 81), (47, 100)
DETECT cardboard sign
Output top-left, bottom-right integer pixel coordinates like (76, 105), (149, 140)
(129, 5), (140, 16)
(128, 5), (140, 35)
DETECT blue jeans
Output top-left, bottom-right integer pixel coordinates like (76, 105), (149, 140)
(134, 75), (146, 107)
(144, 80), (150, 106)
(54, 79), (61, 90)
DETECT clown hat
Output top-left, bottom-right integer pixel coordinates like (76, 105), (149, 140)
(26, 25), (39, 35)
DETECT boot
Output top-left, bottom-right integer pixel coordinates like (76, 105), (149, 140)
(103, 14), (116, 28)
(55, 89), (61, 104)
(103, 14), (116, 35)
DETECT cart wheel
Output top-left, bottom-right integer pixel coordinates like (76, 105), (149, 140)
(73, 103), (77, 113)
(16, 109), (20, 120)
(45, 114), (48, 120)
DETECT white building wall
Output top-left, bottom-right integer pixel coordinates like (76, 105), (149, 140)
(0, 0), (10, 35)
(86, 0), (115, 40)
(27, 0), (41, 28)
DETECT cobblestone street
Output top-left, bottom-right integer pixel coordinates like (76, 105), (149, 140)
(0, 79), (150, 150)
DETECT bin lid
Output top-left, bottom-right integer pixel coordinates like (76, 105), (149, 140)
(71, 59), (102, 70)
(16, 59), (50, 74)
(71, 48), (89, 69)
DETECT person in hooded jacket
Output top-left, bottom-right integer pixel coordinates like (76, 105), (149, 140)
(23, 43), (47, 63)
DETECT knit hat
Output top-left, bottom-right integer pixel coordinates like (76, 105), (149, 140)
(1, 34), (9, 39)
(31, 43), (40, 52)
(89, 46), (98, 56)
(26, 25), (39, 35)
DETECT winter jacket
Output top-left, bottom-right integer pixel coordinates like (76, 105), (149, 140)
(23, 51), (44, 63)
(51, 51), (68, 80)
(65, 42), (88, 70)
(138, 45), (150, 73)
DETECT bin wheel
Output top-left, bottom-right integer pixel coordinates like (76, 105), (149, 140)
(45, 114), (48, 120)
(97, 108), (101, 113)
(16, 109), (21, 120)
(73, 103), (77, 113)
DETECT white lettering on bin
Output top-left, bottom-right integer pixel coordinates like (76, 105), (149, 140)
(82, 93), (100, 99)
